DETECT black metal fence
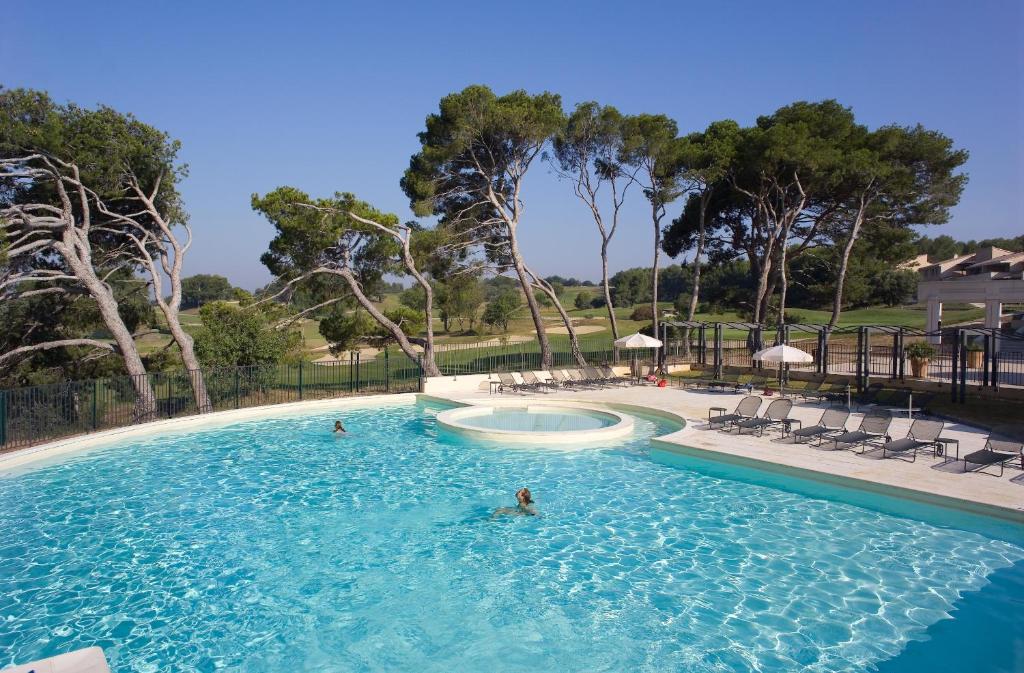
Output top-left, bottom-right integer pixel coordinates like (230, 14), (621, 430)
(660, 320), (1024, 402)
(0, 352), (423, 452)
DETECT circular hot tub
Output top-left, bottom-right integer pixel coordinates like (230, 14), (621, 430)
(436, 404), (634, 444)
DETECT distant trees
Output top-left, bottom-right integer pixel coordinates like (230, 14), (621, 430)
(181, 274), (234, 309)
(482, 291), (521, 332)
(193, 301), (300, 367)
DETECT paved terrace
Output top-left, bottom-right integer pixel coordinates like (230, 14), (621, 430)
(425, 380), (1024, 521)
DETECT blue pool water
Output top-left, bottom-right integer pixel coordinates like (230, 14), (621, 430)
(0, 401), (1022, 672)
(456, 407), (616, 432)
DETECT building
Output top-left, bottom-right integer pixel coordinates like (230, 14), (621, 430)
(914, 246), (1024, 345)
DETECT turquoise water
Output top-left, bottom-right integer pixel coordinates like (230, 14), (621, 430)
(1, 401), (1022, 672)
(456, 407), (616, 432)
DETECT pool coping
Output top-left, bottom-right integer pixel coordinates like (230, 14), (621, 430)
(0, 393), (419, 474)
(435, 403), (634, 444)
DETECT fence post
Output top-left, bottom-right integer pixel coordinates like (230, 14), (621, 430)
(234, 368), (240, 409)
(698, 324), (706, 366)
(992, 333), (1000, 391)
(855, 327), (864, 393)
(298, 360), (304, 401)
(385, 348), (390, 393)
(897, 329), (905, 382)
(348, 352), (354, 392)
(92, 379), (99, 430)
(890, 332), (899, 380)
(950, 329), (960, 403)
(0, 391), (6, 448)
(714, 323), (723, 378)
(166, 375), (173, 418)
(982, 331), (991, 388)
(954, 327), (962, 401)
(355, 352), (361, 392)
(418, 354), (425, 392)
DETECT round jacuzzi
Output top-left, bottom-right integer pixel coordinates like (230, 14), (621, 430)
(436, 404), (634, 444)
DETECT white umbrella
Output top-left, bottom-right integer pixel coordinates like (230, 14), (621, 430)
(614, 333), (663, 348)
(752, 345), (812, 397)
(614, 333), (663, 380)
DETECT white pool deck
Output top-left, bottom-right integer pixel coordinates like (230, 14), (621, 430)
(425, 384), (1024, 522)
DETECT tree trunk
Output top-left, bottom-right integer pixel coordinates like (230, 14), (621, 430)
(683, 197), (707, 357)
(57, 239), (157, 420)
(531, 273), (586, 367)
(752, 250), (774, 323)
(164, 317), (212, 412)
(601, 238), (619, 340)
(509, 236), (552, 368)
(650, 205), (661, 340)
(334, 269), (442, 377)
(828, 213), (865, 330)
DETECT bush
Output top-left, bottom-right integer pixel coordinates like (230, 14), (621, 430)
(629, 305), (654, 321)
(905, 342), (937, 360)
(590, 296), (607, 309)
(574, 291), (590, 310)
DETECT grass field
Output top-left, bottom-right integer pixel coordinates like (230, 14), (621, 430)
(132, 292), (986, 359)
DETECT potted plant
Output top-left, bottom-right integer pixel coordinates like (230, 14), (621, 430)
(905, 342), (936, 378)
(965, 340), (984, 368)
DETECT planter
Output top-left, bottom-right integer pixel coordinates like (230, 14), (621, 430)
(910, 357), (930, 378)
(966, 350), (983, 369)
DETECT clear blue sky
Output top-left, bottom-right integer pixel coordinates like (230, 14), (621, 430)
(5, 0), (1022, 290)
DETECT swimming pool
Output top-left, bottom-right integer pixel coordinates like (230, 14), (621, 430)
(1, 400), (1022, 672)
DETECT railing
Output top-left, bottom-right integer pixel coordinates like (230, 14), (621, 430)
(0, 354), (423, 452)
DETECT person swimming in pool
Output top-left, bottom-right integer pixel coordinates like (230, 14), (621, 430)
(334, 420), (347, 434)
(493, 487), (537, 517)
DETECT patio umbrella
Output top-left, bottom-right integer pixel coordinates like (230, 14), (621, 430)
(614, 333), (663, 380)
(752, 345), (813, 397)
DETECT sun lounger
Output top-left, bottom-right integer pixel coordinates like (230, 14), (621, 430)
(599, 365), (630, 386)
(963, 437), (1024, 477)
(566, 368), (595, 386)
(708, 372), (742, 392)
(731, 398), (794, 436)
(583, 365), (614, 386)
(496, 372), (523, 394)
(791, 408), (850, 445)
(550, 369), (577, 388)
(826, 410), (892, 452)
(707, 395), (762, 429)
(521, 370), (557, 392)
(880, 419), (944, 462)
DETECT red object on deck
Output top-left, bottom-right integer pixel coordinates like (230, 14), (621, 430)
(657, 379), (667, 388)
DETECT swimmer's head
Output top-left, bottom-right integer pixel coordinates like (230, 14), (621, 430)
(334, 420), (345, 432)
(516, 488), (534, 507)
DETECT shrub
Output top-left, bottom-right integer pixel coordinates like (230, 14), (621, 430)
(629, 305), (654, 321)
(905, 342), (937, 360)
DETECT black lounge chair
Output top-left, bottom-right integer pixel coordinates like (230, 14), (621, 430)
(963, 437), (1024, 477)
(707, 395), (762, 430)
(550, 369), (578, 388)
(599, 365), (631, 386)
(880, 419), (944, 463)
(732, 398), (794, 436)
(791, 408), (850, 445)
(797, 380), (824, 400)
(584, 365), (616, 386)
(567, 368), (596, 387)
(827, 410), (893, 452)
(521, 370), (557, 392)
(496, 372), (523, 394)
(708, 372), (742, 392)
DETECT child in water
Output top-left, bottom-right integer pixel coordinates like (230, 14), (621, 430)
(334, 420), (347, 434)
(492, 487), (537, 517)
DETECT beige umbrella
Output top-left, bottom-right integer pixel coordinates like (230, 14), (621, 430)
(753, 345), (813, 397)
